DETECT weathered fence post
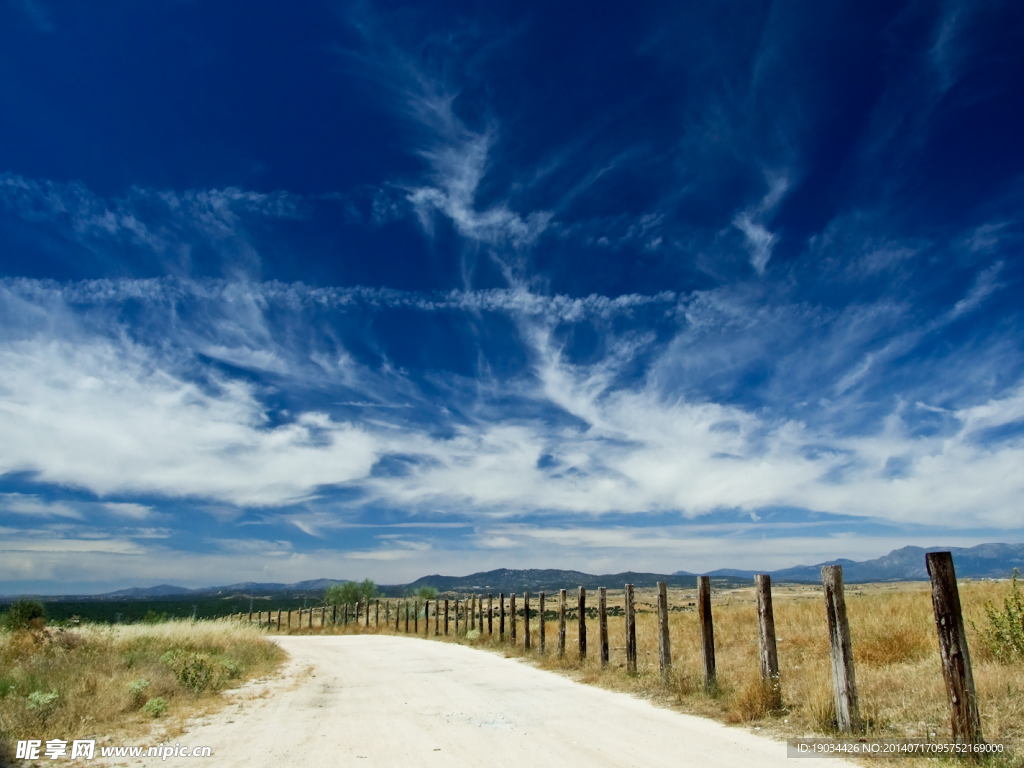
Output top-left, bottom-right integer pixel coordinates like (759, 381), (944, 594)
(344, 603), (349, 626)
(277, 609), (282, 632)
(578, 587), (587, 660)
(434, 599), (440, 635)
(510, 593), (517, 642)
(755, 574), (781, 709)
(470, 595), (476, 631)
(697, 576), (716, 692)
(308, 607), (313, 629)
(599, 587), (609, 666)
(248, 610), (253, 623)
(455, 598), (460, 634)
(499, 593), (505, 638)
(287, 609), (292, 631)
(375, 599), (380, 628)
(385, 600), (390, 627)
(625, 583), (636, 674)
(478, 594), (484, 631)
(331, 605), (336, 626)
(658, 581), (671, 681)
(366, 600), (370, 627)
(488, 594), (494, 634)
(396, 601), (401, 631)
(926, 552), (983, 745)
(355, 601), (360, 624)
(539, 592), (546, 654)
(822, 565), (861, 733)
(444, 598), (450, 635)
(558, 589), (567, 659)
(414, 600), (419, 633)
(404, 601), (409, 632)
(524, 592), (531, 649)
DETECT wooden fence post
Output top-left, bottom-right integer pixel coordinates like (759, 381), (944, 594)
(499, 593), (505, 638)
(599, 587), (609, 667)
(414, 600), (419, 633)
(926, 552), (983, 745)
(308, 607), (313, 629)
(558, 589), (567, 659)
(658, 581), (671, 681)
(470, 595), (476, 631)
(524, 592), (531, 649)
(755, 574), (781, 709)
(697, 576), (716, 692)
(822, 565), (861, 733)
(343, 603), (349, 626)
(510, 593), (517, 642)
(539, 592), (546, 654)
(404, 601), (409, 632)
(287, 609), (292, 632)
(277, 609), (282, 632)
(455, 598), (460, 634)
(248, 610), (253, 623)
(478, 594), (483, 631)
(488, 594), (494, 634)
(366, 600), (370, 627)
(396, 601), (401, 631)
(578, 587), (587, 660)
(435, 599), (440, 635)
(385, 600), (390, 627)
(375, 599), (380, 627)
(444, 599), (450, 635)
(625, 583), (636, 674)
(355, 601), (360, 624)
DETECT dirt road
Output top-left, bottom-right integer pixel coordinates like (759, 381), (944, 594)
(117, 635), (846, 768)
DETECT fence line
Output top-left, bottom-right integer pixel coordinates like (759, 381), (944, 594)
(222, 552), (979, 742)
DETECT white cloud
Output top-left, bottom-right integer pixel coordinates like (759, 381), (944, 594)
(732, 172), (790, 274)
(0, 493), (81, 519)
(0, 336), (379, 507)
(1, 274), (1023, 534)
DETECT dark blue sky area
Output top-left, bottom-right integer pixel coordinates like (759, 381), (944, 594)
(1, 0), (1022, 592)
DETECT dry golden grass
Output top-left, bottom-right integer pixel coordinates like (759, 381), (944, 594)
(288, 582), (1024, 766)
(0, 619), (284, 764)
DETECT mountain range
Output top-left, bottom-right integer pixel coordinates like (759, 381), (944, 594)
(6, 542), (1022, 600)
(676, 543), (1024, 583)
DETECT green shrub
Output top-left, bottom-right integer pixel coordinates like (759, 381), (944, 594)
(127, 679), (151, 709)
(2, 600), (46, 631)
(26, 690), (58, 713)
(972, 569), (1024, 662)
(142, 697), (167, 718)
(142, 610), (168, 625)
(159, 649), (239, 692)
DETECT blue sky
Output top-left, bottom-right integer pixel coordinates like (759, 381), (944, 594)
(2, 0), (1023, 594)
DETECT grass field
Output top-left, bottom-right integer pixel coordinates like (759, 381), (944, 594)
(0, 620), (284, 765)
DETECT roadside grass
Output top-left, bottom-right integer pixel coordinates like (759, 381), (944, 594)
(0, 620), (284, 764)
(275, 581), (1024, 767)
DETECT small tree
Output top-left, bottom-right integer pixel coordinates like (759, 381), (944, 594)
(972, 569), (1024, 662)
(2, 599), (46, 631)
(324, 579), (376, 608)
(416, 586), (438, 600)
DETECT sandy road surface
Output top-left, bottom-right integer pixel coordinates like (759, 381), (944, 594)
(113, 635), (847, 768)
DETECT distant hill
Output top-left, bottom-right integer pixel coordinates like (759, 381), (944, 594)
(104, 584), (196, 597)
(675, 543), (1024, 583)
(403, 568), (741, 593)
